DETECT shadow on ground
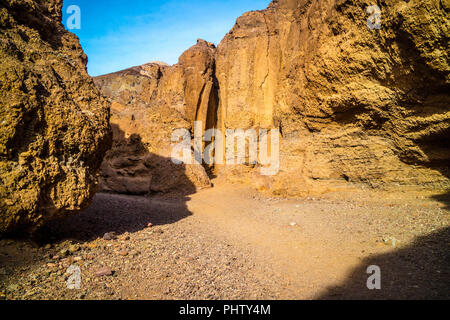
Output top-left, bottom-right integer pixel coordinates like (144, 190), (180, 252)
(317, 227), (450, 300)
(35, 124), (198, 243)
(39, 192), (193, 243)
(432, 191), (450, 210)
(0, 125), (199, 287)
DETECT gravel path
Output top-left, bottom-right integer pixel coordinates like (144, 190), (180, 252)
(1, 184), (449, 300)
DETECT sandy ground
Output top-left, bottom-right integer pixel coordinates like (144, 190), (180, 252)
(0, 182), (449, 300)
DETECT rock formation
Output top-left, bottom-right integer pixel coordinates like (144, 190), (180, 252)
(215, 0), (449, 195)
(0, 0), (111, 233)
(4, 0), (447, 234)
(94, 40), (215, 195)
(98, 0), (449, 197)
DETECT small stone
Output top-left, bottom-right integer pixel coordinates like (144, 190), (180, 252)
(290, 222), (298, 227)
(95, 267), (113, 277)
(61, 257), (74, 265)
(69, 244), (80, 253)
(7, 284), (19, 292)
(118, 250), (128, 256)
(59, 249), (70, 257)
(381, 237), (400, 248)
(147, 223), (153, 228)
(390, 237), (400, 248)
(103, 232), (117, 241)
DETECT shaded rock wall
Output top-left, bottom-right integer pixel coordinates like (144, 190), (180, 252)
(94, 40), (215, 195)
(0, 0), (112, 233)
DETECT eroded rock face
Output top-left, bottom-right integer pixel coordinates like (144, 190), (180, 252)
(94, 39), (215, 195)
(0, 0), (111, 233)
(215, 0), (449, 195)
(94, 0), (448, 198)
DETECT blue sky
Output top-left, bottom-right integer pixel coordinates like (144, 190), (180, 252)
(62, 0), (271, 76)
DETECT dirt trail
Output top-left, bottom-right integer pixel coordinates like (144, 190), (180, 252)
(0, 183), (449, 300)
(183, 184), (450, 299)
(186, 186), (361, 298)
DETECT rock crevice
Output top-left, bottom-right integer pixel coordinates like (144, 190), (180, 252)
(94, 39), (216, 195)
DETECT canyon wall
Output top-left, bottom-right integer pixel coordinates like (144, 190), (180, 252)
(96, 0), (449, 197)
(94, 40), (215, 195)
(4, 0), (447, 233)
(0, 0), (111, 233)
(215, 0), (449, 195)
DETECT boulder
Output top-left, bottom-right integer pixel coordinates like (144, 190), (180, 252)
(0, 0), (111, 233)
